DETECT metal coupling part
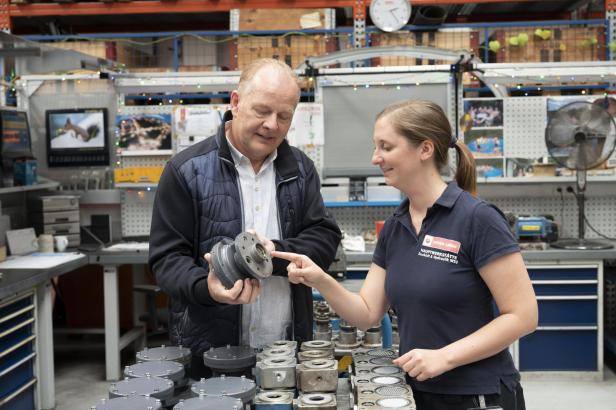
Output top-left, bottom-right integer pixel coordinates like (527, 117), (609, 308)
(203, 345), (256, 376)
(124, 360), (186, 387)
(296, 359), (339, 393)
(301, 340), (334, 355)
(254, 356), (297, 389)
(257, 346), (295, 362)
(298, 349), (333, 363)
(211, 232), (273, 289)
(173, 393), (243, 410)
(362, 325), (382, 348)
(108, 376), (175, 404)
(294, 392), (337, 409)
(253, 390), (294, 408)
(190, 375), (256, 404)
(136, 345), (192, 367)
(264, 340), (298, 351)
(92, 395), (162, 410)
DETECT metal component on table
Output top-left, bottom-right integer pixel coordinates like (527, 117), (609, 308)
(362, 325), (382, 348)
(355, 384), (416, 410)
(264, 340), (298, 351)
(253, 390), (294, 409)
(108, 376), (174, 404)
(203, 345), (256, 376)
(254, 356), (297, 389)
(257, 346), (295, 362)
(296, 359), (339, 393)
(91, 395), (162, 410)
(211, 231), (273, 289)
(301, 340), (334, 355)
(313, 322), (332, 341)
(294, 392), (337, 409)
(357, 396), (416, 409)
(335, 320), (362, 353)
(124, 360), (186, 387)
(298, 349), (333, 363)
(190, 375), (257, 404)
(173, 393), (244, 409)
(353, 375), (406, 386)
(136, 345), (192, 367)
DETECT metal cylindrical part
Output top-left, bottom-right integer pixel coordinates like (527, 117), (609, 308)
(362, 326), (382, 347)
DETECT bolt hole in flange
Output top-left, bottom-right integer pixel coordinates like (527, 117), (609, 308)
(211, 232), (273, 289)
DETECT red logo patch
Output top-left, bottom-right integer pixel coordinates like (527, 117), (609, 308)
(422, 235), (460, 254)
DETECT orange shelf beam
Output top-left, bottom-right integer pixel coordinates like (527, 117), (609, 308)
(9, 0), (562, 18)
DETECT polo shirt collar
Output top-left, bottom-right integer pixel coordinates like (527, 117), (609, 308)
(393, 181), (463, 217)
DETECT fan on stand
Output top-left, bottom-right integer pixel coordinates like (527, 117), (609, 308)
(545, 100), (616, 250)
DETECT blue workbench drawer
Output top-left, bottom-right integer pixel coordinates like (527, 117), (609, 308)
(533, 283), (597, 296)
(519, 329), (597, 371)
(537, 298), (597, 326)
(528, 267), (597, 281)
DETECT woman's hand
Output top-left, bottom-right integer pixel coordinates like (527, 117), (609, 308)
(393, 348), (451, 382)
(271, 250), (327, 288)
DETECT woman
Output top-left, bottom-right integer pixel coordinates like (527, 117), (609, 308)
(272, 100), (537, 410)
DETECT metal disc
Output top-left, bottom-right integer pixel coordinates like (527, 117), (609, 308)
(173, 395), (243, 410)
(109, 376), (174, 402)
(124, 360), (185, 383)
(232, 232), (272, 280)
(93, 396), (162, 410)
(190, 375), (256, 404)
(136, 345), (191, 366)
(203, 345), (256, 373)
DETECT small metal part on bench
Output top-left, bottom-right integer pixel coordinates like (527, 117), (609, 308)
(124, 360), (186, 387)
(91, 395), (162, 410)
(361, 325), (382, 348)
(335, 320), (361, 352)
(190, 375), (257, 404)
(265, 340), (298, 351)
(211, 232), (273, 289)
(253, 390), (294, 409)
(301, 340), (334, 355)
(203, 345), (256, 375)
(257, 346), (295, 362)
(108, 376), (174, 404)
(296, 359), (339, 393)
(136, 345), (192, 367)
(255, 356), (297, 389)
(298, 349), (333, 363)
(173, 393), (243, 410)
(294, 392), (337, 409)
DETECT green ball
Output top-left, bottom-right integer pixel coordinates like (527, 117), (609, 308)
(517, 33), (529, 46)
(489, 40), (501, 53)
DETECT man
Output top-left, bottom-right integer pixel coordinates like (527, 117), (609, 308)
(148, 58), (341, 379)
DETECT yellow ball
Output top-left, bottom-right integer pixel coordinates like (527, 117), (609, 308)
(489, 40), (501, 53)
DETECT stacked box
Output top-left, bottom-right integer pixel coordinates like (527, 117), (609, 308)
(237, 36), (292, 69)
(238, 8), (329, 31)
(29, 195), (80, 248)
(49, 40), (110, 60)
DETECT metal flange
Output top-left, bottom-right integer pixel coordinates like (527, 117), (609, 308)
(203, 345), (256, 375)
(136, 345), (191, 367)
(211, 232), (273, 289)
(92, 395), (162, 410)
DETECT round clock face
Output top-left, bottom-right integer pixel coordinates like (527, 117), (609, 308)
(369, 0), (412, 32)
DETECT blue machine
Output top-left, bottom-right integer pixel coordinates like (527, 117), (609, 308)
(515, 216), (558, 242)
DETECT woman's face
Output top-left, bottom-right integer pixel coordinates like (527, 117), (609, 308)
(371, 117), (423, 189)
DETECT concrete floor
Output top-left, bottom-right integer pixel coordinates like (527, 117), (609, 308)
(54, 347), (616, 410)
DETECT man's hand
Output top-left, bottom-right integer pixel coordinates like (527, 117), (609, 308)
(204, 253), (260, 304)
(247, 229), (275, 254)
(393, 348), (451, 382)
(271, 250), (327, 288)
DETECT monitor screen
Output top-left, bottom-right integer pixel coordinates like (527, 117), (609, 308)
(46, 108), (109, 167)
(0, 108), (32, 158)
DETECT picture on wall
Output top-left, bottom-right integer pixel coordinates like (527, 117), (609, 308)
(463, 99), (503, 128)
(48, 110), (106, 149)
(116, 114), (172, 151)
(465, 128), (504, 157)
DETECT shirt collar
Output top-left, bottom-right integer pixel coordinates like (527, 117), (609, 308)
(393, 181), (463, 217)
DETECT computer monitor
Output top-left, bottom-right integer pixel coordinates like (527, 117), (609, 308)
(46, 108), (109, 167)
(0, 108), (33, 159)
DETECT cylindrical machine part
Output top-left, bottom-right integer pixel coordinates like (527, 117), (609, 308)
(124, 360), (186, 388)
(91, 395), (162, 410)
(202, 345), (256, 377)
(190, 375), (256, 404)
(362, 326), (382, 348)
(254, 390), (294, 409)
(211, 232), (273, 289)
(173, 394), (244, 409)
(136, 345), (191, 368)
(108, 376), (175, 405)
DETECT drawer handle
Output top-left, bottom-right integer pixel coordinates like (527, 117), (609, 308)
(0, 378), (36, 406)
(0, 335), (36, 360)
(536, 295), (597, 301)
(0, 292), (34, 310)
(0, 305), (35, 326)
(0, 318), (34, 339)
(0, 352), (36, 378)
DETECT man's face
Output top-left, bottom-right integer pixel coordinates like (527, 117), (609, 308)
(229, 66), (300, 163)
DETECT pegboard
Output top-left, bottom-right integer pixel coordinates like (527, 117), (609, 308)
(503, 97), (548, 158)
(608, 11), (616, 61)
(120, 189), (156, 237)
(328, 206), (398, 237)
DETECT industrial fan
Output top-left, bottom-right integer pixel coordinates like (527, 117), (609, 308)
(545, 100), (616, 250)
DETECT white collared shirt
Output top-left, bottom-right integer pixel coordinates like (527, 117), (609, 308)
(226, 136), (293, 348)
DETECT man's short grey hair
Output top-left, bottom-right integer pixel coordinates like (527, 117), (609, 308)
(238, 58), (300, 95)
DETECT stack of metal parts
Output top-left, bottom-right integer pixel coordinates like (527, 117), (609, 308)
(90, 344), (193, 409)
(203, 345), (256, 377)
(335, 319), (362, 354)
(313, 301), (333, 341)
(253, 340), (297, 409)
(351, 348), (416, 410)
(294, 340), (338, 409)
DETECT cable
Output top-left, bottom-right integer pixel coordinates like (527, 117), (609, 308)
(565, 186), (616, 240)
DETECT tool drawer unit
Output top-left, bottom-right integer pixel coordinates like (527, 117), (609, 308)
(516, 262), (602, 376)
(0, 290), (37, 409)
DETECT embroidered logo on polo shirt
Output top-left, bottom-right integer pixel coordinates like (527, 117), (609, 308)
(418, 235), (460, 264)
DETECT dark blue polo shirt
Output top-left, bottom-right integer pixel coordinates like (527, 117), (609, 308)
(373, 181), (520, 395)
